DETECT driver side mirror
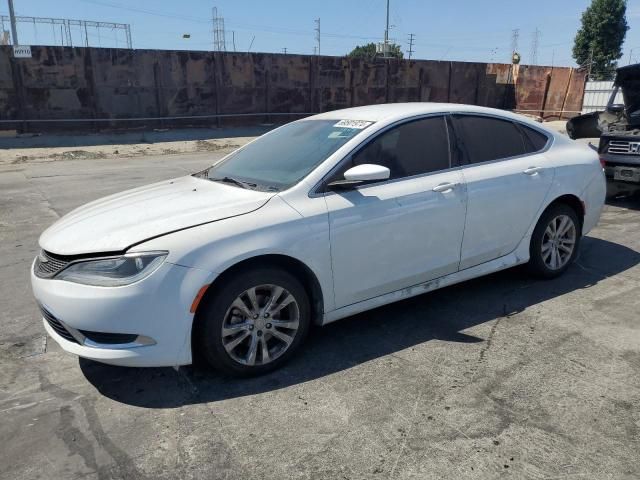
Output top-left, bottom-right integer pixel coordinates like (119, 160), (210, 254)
(327, 164), (390, 190)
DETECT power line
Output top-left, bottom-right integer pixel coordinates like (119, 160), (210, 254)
(77, 0), (542, 53)
(407, 33), (415, 59)
(80, 0), (208, 24)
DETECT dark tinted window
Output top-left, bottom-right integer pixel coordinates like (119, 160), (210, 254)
(454, 115), (525, 164)
(349, 116), (450, 179)
(520, 124), (549, 152)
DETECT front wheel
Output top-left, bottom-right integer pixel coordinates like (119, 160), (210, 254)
(195, 267), (310, 376)
(528, 204), (581, 278)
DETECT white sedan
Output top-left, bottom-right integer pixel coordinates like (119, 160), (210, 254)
(31, 103), (606, 375)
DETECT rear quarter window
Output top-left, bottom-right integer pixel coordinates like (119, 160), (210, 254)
(520, 124), (549, 152)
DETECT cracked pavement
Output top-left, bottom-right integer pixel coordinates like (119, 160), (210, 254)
(1, 146), (639, 479)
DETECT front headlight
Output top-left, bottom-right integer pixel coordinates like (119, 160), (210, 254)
(55, 251), (168, 287)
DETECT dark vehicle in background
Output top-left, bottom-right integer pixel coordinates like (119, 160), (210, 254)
(567, 64), (640, 197)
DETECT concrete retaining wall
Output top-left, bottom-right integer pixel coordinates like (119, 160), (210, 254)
(0, 46), (587, 129)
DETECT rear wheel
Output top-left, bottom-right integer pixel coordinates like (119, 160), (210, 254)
(528, 204), (581, 278)
(196, 267), (310, 376)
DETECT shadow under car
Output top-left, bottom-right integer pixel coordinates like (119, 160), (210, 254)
(79, 236), (640, 408)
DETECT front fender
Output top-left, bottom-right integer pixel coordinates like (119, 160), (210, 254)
(130, 195), (335, 314)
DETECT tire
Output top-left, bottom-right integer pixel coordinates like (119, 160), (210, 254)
(528, 203), (582, 279)
(195, 267), (310, 376)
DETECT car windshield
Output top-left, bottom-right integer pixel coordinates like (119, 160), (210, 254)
(203, 119), (373, 191)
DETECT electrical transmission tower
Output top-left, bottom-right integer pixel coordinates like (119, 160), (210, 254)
(407, 33), (415, 59)
(212, 7), (226, 51)
(0, 14), (132, 48)
(510, 28), (520, 61)
(314, 18), (320, 56)
(530, 28), (540, 65)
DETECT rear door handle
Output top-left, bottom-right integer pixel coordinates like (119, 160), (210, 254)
(432, 182), (458, 193)
(523, 166), (544, 175)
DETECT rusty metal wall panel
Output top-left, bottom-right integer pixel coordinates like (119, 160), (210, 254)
(0, 48), (13, 89)
(265, 54), (311, 113)
(563, 69), (588, 118)
(387, 60), (420, 103)
(541, 67), (569, 116)
(448, 62), (482, 104)
(515, 65), (549, 113)
(415, 61), (451, 103)
(0, 46), (588, 126)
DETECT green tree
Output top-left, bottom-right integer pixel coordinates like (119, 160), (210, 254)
(573, 0), (629, 79)
(348, 42), (404, 60)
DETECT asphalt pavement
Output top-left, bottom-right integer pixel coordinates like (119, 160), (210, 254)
(1, 147), (639, 480)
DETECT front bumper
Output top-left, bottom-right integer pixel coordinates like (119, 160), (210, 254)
(31, 259), (215, 367)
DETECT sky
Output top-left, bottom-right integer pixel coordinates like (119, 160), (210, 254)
(2, 0), (640, 68)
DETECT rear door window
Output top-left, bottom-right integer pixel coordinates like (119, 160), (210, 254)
(453, 115), (526, 164)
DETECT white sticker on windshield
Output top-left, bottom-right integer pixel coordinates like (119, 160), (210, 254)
(333, 119), (373, 129)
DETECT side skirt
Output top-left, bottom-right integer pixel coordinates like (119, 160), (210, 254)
(321, 238), (531, 325)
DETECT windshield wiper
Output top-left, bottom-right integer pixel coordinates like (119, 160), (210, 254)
(211, 176), (257, 189)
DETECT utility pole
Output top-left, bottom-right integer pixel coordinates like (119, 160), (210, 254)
(232, 30), (236, 52)
(314, 18), (320, 56)
(407, 33), (415, 60)
(629, 49), (634, 65)
(7, 0), (19, 45)
(282, 47), (287, 54)
(383, 0), (390, 57)
(588, 45), (594, 79)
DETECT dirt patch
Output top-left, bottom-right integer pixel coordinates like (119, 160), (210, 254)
(52, 150), (108, 161)
(1, 136), (253, 166)
(195, 140), (241, 151)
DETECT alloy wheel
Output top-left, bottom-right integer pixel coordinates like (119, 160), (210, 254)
(221, 284), (300, 366)
(541, 214), (576, 270)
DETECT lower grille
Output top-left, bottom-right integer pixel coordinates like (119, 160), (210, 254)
(79, 330), (137, 345)
(41, 306), (79, 344)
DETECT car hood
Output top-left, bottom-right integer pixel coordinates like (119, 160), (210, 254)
(616, 64), (640, 126)
(39, 175), (275, 255)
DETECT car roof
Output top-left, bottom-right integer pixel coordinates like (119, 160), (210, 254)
(310, 102), (540, 127)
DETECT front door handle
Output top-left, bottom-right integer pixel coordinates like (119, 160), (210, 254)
(432, 182), (458, 193)
(523, 166), (544, 175)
